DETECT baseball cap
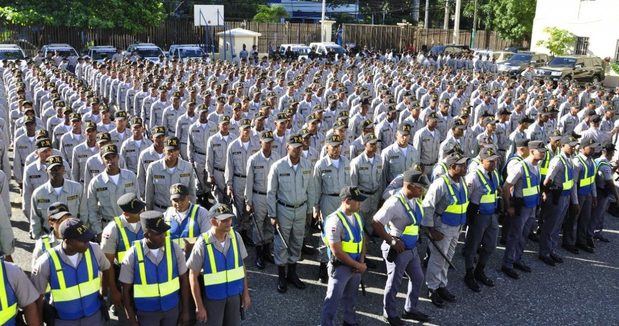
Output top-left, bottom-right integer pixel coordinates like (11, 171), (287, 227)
(339, 186), (367, 202)
(151, 126), (166, 137)
(519, 117), (534, 124)
(398, 123), (412, 136)
(362, 133), (378, 145)
(601, 142), (615, 152)
(101, 144), (118, 158)
(140, 211), (171, 234)
(287, 134), (303, 148)
(114, 110), (128, 119)
(361, 119), (374, 130)
(444, 153), (468, 166)
(218, 115), (231, 125)
(36, 129), (49, 139)
(69, 113), (82, 122)
(117, 193), (146, 214)
(208, 203), (235, 220)
(326, 134), (343, 146)
(46, 155), (63, 170)
(561, 135), (579, 147)
(515, 138), (529, 148)
(580, 136), (599, 149)
(24, 115), (35, 124)
(164, 137), (180, 150)
(479, 147), (500, 161)
(84, 121), (97, 132)
(333, 120), (347, 130)
(47, 202), (70, 220)
(260, 130), (274, 142)
(36, 138), (52, 150)
(528, 140), (546, 152)
(402, 169), (430, 188)
(59, 218), (95, 242)
(239, 119), (252, 130)
(170, 183), (190, 199)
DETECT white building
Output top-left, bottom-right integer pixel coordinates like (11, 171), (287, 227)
(531, 0), (619, 60)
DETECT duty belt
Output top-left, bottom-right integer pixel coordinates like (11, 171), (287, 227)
(233, 173), (247, 178)
(253, 190), (267, 195)
(359, 189), (378, 195)
(324, 193), (339, 197)
(277, 200), (306, 209)
(214, 167), (225, 172)
(154, 203), (168, 210)
(194, 150), (206, 155)
(421, 163), (436, 166)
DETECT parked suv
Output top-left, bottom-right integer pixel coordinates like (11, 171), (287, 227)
(0, 44), (26, 61)
(429, 44), (470, 56)
(535, 55), (605, 82)
(125, 43), (164, 62)
(41, 43), (79, 59)
(279, 44), (311, 60)
(168, 44), (205, 60)
(87, 45), (118, 62)
(497, 52), (550, 75)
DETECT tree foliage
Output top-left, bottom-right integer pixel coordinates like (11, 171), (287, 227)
(463, 0), (536, 41)
(0, 0), (166, 32)
(252, 4), (288, 23)
(536, 27), (575, 56)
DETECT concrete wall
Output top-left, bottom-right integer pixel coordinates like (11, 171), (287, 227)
(531, 0), (619, 59)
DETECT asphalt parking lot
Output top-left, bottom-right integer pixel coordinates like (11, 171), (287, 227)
(8, 172), (619, 326)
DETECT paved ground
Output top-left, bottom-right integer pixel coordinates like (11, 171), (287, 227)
(7, 159), (619, 325)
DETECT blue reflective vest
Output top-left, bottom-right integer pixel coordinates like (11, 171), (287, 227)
(476, 170), (500, 215)
(132, 238), (180, 312)
(441, 176), (469, 226)
(520, 161), (540, 208)
(114, 216), (144, 263)
(397, 195), (422, 249)
(576, 155), (596, 196)
(167, 204), (201, 244)
(202, 231), (245, 301)
(0, 260), (17, 326)
(48, 245), (101, 320)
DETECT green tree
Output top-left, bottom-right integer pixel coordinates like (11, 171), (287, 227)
(536, 27), (575, 56)
(252, 4), (288, 23)
(489, 0), (536, 42)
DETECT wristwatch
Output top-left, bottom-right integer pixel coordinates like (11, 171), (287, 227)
(390, 238), (397, 246)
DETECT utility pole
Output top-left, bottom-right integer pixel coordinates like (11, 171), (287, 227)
(424, 0), (429, 29)
(412, 0), (420, 23)
(471, 0), (478, 48)
(443, 0), (449, 30)
(453, 0), (461, 44)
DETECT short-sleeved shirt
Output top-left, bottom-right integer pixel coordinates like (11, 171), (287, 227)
(118, 239), (187, 284)
(31, 233), (60, 270)
(2, 260), (39, 308)
(505, 159), (539, 198)
(100, 216), (143, 255)
(324, 210), (360, 244)
(186, 229), (248, 272)
(374, 190), (421, 237)
(31, 242), (112, 295)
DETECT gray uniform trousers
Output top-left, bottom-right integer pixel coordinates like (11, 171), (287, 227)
(54, 310), (104, 326)
(462, 213), (499, 270)
(381, 243), (423, 318)
(212, 169), (227, 203)
(563, 194), (592, 246)
(320, 263), (361, 326)
(231, 176), (249, 231)
(425, 224), (461, 290)
(502, 203), (536, 268)
(274, 204), (306, 265)
(205, 295), (241, 326)
(251, 193), (274, 245)
(136, 305), (179, 326)
(359, 191), (380, 235)
(539, 194), (570, 257)
(590, 190), (612, 237)
(193, 155), (207, 195)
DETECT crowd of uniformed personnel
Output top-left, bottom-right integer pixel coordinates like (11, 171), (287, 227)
(0, 50), (617, 326)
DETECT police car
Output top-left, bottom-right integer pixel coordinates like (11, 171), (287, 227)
(86, 45), (117, 63)
(0, 44), (26, 62)
(125, 43), (165, 63)
(167, 44), (206, 61)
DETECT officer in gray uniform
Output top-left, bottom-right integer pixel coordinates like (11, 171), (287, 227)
(539, 135), (578, 265)
(313, 134), (352, 283)
(30, 155), (87, 239)
(320, 186), (368, 326)
(163, 184), (211, 254)
(372, 170), (430, 325)
(145, 136), (196, 211)
(22, 138), (54, 219)
(99, 193), (145, 267)
(225, 119), (260, 234)
(590, 142), (618, 242)
(349, 119), (375, 159)
(422, 153), (469, 308)
(187, 105), (213, 197)
(267, 134), (316, 293)
(206, 116), (233, 203)
(119, 117), (152, 174)
(109, 110), (131, 147)
(86, 144), (138, 235)
(0, 258), (41, 325)
(381, 124), (416, 184)
(462, 147), (502, 292)
(59, 113), (85, 167)
(83, 132), (127, 190)
(12, 115), (37, 187)
(350, 133), (384, 235)
(245, 130), (280, 269)
(70, 121), (98, 183)
(413, 112), (442, 177)
(137, 126), (166, 199)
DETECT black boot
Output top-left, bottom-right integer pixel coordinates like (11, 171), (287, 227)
(255, 246), (265, 270)
(262, 243), (275, 264)
(287, 263), (306, 289)
(464, 268), (481, 292)
(474, 265), (494, 287)
(277, 266), (288, 293)
(318, 262), (328, 284)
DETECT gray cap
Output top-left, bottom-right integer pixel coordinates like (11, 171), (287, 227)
(140, 210), (171, 234)
(47, 202), (70, 220)
(444, 153), (468, 166)
(208, 203), (235, 220)
(479, 147), (500, 161)
(528, 140), (546, 151)
(402, 169), (430, 188)
(117, 193), (146, 214)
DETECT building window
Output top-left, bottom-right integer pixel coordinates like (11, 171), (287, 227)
(575, 36), (589, 55)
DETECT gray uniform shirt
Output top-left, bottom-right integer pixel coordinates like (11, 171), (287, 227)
(145, 158), (196, 209)
(413, 127), (441, 165)
(206, 132), (232, 178)
(245, 151), (280, 204)
(87, 169), (138, 233)
(380, 143), (417, 184)
(505, 158), (539, 198)
(30, 180), (86, 238)
(71, 142), (97, 182)
(137, 146), (164, 198)
(267, 156), (317, 217)
(12, 134), (36, 184)
(350, 152), (384, 193)
(187, 122), (212, 161)
(100, 216), (142, 256)
(225, 137), (260, 187)
(1, 261), (39, 308)
(373, 190), (421, 237)
(120, 137), (153, 174)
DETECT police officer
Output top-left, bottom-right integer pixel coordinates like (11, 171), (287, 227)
(267, 134), (316, 293)
(22, 138), (54, 219)
(0, 170), (13, 260)
(31, 218), (116, 325)
(187, 105), (212, 197)
(350, 133), (384, 236)
(86, 144), (138, 235)
(0, 257), (41, 325)
(12, 115), (37, 188)
(245, 130), (280, 269)
(31, 202), (72, 269)
(137, 125), (165, 199)
(120, 117), (152, 174)
(501, 140), (545, 278)
(372, 170), (430, 324)
(591, 142), (618, 243)
(187, 203), (251, 326)
(462, 147), (502, 292)
(163, 184), (211, 254)
(225, 119), (260, 236)
(320, 186), (368, 326)
(100, 193), (145, 267)
(71, 121), (98, 183)
(206, 116), (233, 203)
(413, 113), (441, 176)
(119, 211), (190, 326)
(58, 112), (84, 166)
(566, 136), (598, 253)
(539, 135), (577, 265)
(83, 132), (128, 190)
(30, 155), (86, 239)
(145, 136), (196, 211)
(381, 124), (416, 184)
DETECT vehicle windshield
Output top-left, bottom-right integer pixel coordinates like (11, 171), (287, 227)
(178, 48), (203, 58)
(52, 49), (78, 57)
(92, 50), (116, 60)
(135, 48), (162, 58)
(292, 47), (311, 55)
(0, 50), (25, 60)
(548, 57), (577, 67)
(507, 53), (533, 64)
(325, 46), (345, 54)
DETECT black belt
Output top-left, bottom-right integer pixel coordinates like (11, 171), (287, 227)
(214, 167), (225, 172)
(421, 163), (435, 166)
(277, 200), (306, 209)
(324, 193), (339, 197)
(359, 189), (377, 195)
(253, 190), (267, 195)
(194, 151), (206, 155)
(234, 173), (247, 178)
(154, 203), (168, 209)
